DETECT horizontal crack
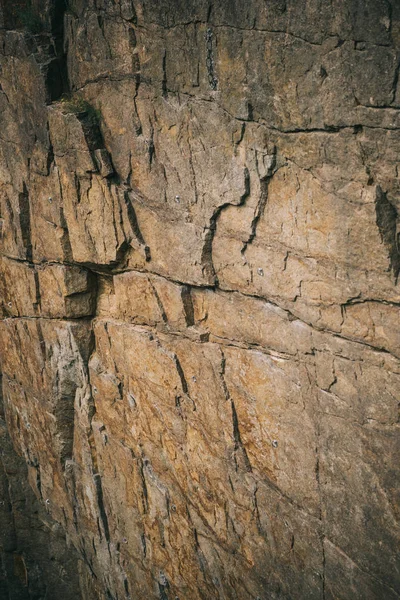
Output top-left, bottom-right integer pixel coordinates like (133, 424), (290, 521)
(2, 254), (399, 360)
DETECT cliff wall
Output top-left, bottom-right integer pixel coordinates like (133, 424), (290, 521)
(0, 1), (399, 599)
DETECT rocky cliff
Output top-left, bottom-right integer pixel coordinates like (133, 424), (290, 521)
(0, 1), (399, 599)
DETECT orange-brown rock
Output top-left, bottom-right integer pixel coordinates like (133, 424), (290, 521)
(0, 1), (399, 599)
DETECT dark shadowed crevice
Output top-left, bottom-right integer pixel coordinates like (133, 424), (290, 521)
(45, 0), (69, 102)
(46, 55), (68, 102)
(375, 186), (400, 282)
(18, 184), (32, 261)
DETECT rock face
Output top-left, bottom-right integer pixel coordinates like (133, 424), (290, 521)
(0, 0), (399, 598)
(0, 387), (84, 600)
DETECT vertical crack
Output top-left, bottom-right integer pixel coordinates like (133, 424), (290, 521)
(242, 150), (277, 256)
(149, 279), (168, 324)
(201, 167), (250, 284)
(18, 183), (32, 261)
(162, 50), (168, 98)
(220, 351), (252, 473)
(181, 286), (195, 326)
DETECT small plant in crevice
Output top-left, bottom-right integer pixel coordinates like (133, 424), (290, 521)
(59, 95), (102, 127)
(59, 94), (104, 150)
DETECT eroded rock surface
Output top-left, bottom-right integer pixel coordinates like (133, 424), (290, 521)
(0, 0), (399, 598)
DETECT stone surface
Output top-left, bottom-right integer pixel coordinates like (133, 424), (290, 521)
(0, 374), (84, 600)
(0, 1), (399, 598)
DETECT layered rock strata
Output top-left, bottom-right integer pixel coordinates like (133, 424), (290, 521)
(0, 1), (399, 599)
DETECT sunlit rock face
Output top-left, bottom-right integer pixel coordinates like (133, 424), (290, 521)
(0, 1), (399, 598)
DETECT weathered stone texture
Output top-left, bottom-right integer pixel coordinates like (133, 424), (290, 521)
(0, 374), (84, 600)
(0, 0), (399, 598)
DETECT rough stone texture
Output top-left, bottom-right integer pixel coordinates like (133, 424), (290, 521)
(0, 375), (84, 600)
(0, 0), (399, 598)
